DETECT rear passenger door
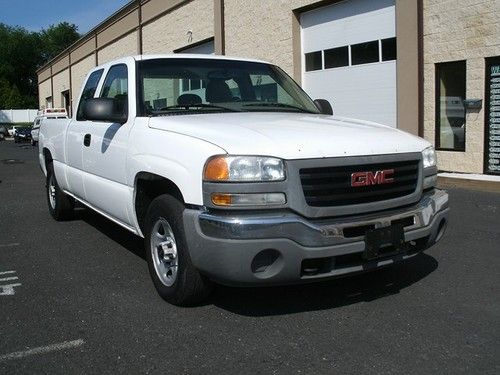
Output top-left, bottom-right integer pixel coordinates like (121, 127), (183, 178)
(65, 68), (104, 200)
(81, 64), (133, 225)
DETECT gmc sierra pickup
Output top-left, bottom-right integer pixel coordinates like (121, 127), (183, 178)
(38, 55), (449, 305)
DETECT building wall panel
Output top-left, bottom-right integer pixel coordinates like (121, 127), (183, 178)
(97, 9), (139, 48)
(52, 69), (70, 108)
(71, 37), (96, 63)
(142, 0), (213, 54)
(38, 68), (52, 84)
(38, 79), (52, 109)
(141, 0), (186, 23)
(52, 55), (70, 75)
(98, 32), (138, 65)
(71, 55), (96, 109)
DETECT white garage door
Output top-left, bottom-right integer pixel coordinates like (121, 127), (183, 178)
(301, 0), (397, 127)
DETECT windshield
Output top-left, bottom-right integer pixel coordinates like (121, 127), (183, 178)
(137, 58), (320, 116)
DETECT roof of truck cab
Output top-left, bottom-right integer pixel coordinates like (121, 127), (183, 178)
(132, 54), (271, 65)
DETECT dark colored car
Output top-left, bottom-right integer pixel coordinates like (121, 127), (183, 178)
(14, 127), (32, 143)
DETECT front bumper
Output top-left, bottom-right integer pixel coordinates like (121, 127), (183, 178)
(184, 189), (449, 286)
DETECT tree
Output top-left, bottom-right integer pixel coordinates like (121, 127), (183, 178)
(0, 22), (79, 109)
(0, 24), (41, 107)
(40, 22), (80, 63)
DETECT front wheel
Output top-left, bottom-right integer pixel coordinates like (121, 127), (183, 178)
(46, 163), (74, 220)
(144, 195), (213, 306)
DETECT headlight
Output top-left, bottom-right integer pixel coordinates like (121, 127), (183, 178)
(422, 146), (437, 169)
(204, 155), (285, 182)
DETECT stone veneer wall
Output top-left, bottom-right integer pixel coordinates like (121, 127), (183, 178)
(422, 0), (500, 173)
(142, 0), (214, 54)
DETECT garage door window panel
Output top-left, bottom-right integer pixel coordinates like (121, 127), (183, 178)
(324, 46), (349, 69)
(351, 41), (379, 66)
(436, 61), (466, 151)
(382, 38), (397, 62)
(305, 51), (322, 72)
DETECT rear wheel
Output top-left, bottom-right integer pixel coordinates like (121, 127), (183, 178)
(144, 194), (213, 306)
(46, 163), (74, 221)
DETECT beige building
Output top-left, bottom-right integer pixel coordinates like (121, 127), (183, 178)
(37, 0), (500, 175)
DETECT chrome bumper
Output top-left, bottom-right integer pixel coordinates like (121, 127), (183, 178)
(198, 189), (449, 247)
(183, 189), (449, 286)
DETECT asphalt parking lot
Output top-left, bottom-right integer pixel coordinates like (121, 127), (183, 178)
(0, 139), (499, 374)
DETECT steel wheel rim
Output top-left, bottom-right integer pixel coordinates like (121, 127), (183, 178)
(48, 175), (56, 209)
(150, 218), (178, 287)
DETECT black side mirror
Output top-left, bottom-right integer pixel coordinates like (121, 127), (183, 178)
(82, 98), (128, 124)
(314, 99), (333, 115)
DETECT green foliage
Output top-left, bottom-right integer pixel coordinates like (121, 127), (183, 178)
(40, 22), (80, 62)
(0, 22), (80, 110)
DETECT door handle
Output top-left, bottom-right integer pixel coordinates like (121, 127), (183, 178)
(83, 134), (91, 147)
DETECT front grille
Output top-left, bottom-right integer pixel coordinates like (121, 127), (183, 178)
(300, 160), (420, 207)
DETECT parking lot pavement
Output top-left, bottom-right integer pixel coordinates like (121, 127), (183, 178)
(0, 139), (499, 374)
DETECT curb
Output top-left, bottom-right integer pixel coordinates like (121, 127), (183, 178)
(438, 176), (500, 193)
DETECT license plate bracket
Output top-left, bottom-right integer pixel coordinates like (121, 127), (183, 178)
(364, 224), (405, 260)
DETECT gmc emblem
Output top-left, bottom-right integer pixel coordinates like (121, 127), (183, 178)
(351, 169), (395, 187)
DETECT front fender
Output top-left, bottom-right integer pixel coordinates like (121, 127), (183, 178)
(127, 129), (226, 206)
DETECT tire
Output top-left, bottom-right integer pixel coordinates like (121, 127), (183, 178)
(144, 194), (213, 306)
(46, 163), (74, 221)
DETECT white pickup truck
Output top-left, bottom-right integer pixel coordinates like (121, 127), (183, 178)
(38, 55), (449, 305)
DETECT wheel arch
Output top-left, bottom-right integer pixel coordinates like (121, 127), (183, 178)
(134, 172), (186, 234)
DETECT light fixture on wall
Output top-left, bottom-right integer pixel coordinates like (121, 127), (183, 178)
(187, 30), (193, 43)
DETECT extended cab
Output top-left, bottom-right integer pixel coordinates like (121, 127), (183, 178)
(38, 55), (449, 305)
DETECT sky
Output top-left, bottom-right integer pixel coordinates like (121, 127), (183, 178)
(0, 0), (130, 34)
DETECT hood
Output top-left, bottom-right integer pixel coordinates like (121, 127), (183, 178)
(148, 112), (429, 160)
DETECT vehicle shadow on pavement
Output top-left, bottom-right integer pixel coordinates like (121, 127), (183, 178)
(210, 254), (438, 316)
(75, 207), (146, 260)
(71, 206), (438, 315)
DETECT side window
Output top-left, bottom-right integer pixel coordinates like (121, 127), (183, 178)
(100, 64), (128, 119)
(76, 69), (104, 121)
(101, 64), (128, 99)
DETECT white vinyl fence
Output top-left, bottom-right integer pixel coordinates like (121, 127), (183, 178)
(0, 109), (38, 124)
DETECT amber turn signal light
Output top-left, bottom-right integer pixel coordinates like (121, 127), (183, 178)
(204, 156), (229, 181)
(211, 193), (232, 206)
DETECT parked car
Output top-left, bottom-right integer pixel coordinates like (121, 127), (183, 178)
(38, 55), (449, 306)
(14, 127), (32, 143)
(0, 125), (8, 140)
(31, 108), (68, 146)
(8, 125), (22, 137)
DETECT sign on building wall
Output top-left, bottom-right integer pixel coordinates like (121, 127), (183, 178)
(485, 57), (500, 175)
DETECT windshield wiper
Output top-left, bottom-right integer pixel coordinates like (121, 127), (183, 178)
(243, 102), (314, 113)
(151, 103), (239, 115)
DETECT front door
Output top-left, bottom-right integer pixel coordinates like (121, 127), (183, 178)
(485, 56), (500, 175)
(81, 63), (132, 225)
